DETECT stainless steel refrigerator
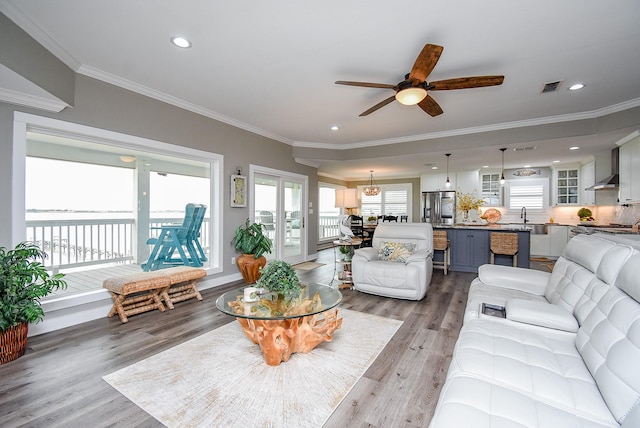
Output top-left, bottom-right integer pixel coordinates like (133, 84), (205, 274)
(422, 191), (456, 225)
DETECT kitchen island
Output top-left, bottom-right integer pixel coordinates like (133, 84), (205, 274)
(432, 224), (530, 273)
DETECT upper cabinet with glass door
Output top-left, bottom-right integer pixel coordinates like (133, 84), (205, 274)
(553, 166), (580, 205)
(480, 172), (502, 206)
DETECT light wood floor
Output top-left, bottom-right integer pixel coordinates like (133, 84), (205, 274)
(0, 248), (476, 427)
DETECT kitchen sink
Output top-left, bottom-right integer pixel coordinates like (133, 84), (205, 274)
(502, 223), (548, 234)
(528, 223), (548, 234)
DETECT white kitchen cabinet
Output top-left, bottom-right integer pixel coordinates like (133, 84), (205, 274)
(553, 166), (580, 205)
(619, 135), (640, 204)
(530, 225), (568, 258)
(530, 234), (550, 257)
(421, 173), (449, 192)
(549, 225), (569, 257)
(580, 160), (596, 206)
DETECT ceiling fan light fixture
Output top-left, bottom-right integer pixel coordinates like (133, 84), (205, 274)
(395, 87), (427, 105)
(363, 170), (381, 196)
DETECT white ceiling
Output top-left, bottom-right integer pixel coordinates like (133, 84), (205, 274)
(2, 0), (640, 180)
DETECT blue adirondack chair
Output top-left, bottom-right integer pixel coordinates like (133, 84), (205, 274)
(141, 203), (207, 271)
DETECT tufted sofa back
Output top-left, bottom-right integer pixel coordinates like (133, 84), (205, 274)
(544, 235), (632, 313)
(575, 253), (640, 425)
(371, 223), (433, 254)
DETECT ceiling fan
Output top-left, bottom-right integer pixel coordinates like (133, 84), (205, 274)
(335, 44), (504, 117)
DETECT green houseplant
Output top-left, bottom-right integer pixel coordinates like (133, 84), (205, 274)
(0, 242), (67, 364)
(231, 219), (273, 284)
(256, 260), (302, 295)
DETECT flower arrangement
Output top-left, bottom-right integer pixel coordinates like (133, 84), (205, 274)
(457, 191), (484, 212)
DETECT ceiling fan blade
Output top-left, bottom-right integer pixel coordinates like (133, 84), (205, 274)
(335, 80), (397, 89)
(409, 44), (444, 83)
(430, 76), (505, 90)
(418, 94), (444, 117)
(359, 95), (396, 116)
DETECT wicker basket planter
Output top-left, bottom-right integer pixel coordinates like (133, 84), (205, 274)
(1, 322), (29, 365)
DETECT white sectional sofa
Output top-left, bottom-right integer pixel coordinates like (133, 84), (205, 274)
(429, 234), (640, 428)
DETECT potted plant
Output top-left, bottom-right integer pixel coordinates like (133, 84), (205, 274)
(231, 218), (273, 284)
(256, 260), (302, 296)
(0, 242), (67, 364)
(577, 207), (595, 222)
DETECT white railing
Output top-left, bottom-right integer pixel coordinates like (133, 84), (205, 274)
(26, 217), (210, 272)
(26, 219), (135, 272)
(319, 214), (340, 240)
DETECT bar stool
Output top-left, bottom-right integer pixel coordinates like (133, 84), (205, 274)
(490, 232), (518, 267)
(433, 230), (451, 275)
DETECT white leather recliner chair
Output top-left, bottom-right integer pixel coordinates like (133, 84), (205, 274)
(351, 223), (433, 300)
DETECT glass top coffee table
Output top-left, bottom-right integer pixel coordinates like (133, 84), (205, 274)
(216, 283), (343, 365)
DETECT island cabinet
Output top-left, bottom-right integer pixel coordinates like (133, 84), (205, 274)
(436, 227), (530, 273)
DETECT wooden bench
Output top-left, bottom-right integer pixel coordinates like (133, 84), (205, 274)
(156, 266), (206, 309)
(103, 266), (206, 323)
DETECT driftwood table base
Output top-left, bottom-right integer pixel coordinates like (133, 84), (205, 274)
(236, 309), (343, 366)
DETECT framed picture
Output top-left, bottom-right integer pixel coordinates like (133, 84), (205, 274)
(231, 174), (247, 207)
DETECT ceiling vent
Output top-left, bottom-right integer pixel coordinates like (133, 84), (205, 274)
(541, 81), (563, 93)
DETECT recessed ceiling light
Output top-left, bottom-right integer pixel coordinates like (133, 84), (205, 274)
(523, 165), (531, 168)
(569, 146), (580, 150)
(171, 37), (191, 48)
(330, 125), (339, 131)
(482, 165), (489, 168)
(553, 160), (560, 163)
(431, 166), (438, 170)
(569, 83), (585, 91)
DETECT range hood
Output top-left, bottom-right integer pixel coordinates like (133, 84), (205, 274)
(585, 147), (619, 191)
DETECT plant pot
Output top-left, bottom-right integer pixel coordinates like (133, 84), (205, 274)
(237, 253), (267, 284)
(1, 322), (29, 365)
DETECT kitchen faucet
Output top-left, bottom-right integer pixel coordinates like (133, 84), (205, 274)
(521, 206), (528, 224)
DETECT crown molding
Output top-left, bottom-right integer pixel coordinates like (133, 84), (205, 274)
(293, 97), (640, 150)
(0, 1), (81, 71)
(294, 157), (320, 168)
(0, 88), (67, 112)
(77, 65), (296, 146)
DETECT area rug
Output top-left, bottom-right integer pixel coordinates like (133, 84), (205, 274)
(292, 261), (325, 271)
(103, 309), (402, 427)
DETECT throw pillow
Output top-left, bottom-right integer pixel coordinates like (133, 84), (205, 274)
(378, 241), (416, 263)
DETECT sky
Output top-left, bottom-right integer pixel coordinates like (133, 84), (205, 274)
(26, 157), (209, 212)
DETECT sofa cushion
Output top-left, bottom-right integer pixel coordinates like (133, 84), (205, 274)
(378, 241), (416, 263)
(429, 376), (618, 428)
(505, 298), (579, 332)
(446, 319), (615, 424)
(576, 254), (640, 425)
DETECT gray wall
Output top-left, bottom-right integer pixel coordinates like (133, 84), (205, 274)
(0, 77), (318, 280)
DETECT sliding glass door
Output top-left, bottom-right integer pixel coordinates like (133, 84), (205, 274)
(252, 167), (306, 265)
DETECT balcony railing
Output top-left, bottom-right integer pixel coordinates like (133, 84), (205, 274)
(26, 217), (210, 273)
(319, 214), (340, 240)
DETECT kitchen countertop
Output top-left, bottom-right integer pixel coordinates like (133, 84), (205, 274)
(432, 223), (532, 231)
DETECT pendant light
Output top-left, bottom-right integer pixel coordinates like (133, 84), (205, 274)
(444, 154), (452, 188)
(499, 148), (507, 185)
(363, 170), (381, 196)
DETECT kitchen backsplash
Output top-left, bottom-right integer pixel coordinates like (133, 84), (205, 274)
(476, 204), (639, 225)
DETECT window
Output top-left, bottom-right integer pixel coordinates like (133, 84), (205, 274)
(318, 183), (342, 241)
(506, 178), (547, 211)
(359, 184), (412, 219)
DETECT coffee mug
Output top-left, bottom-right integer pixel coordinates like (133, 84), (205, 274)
(243, 286), (259, 302)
